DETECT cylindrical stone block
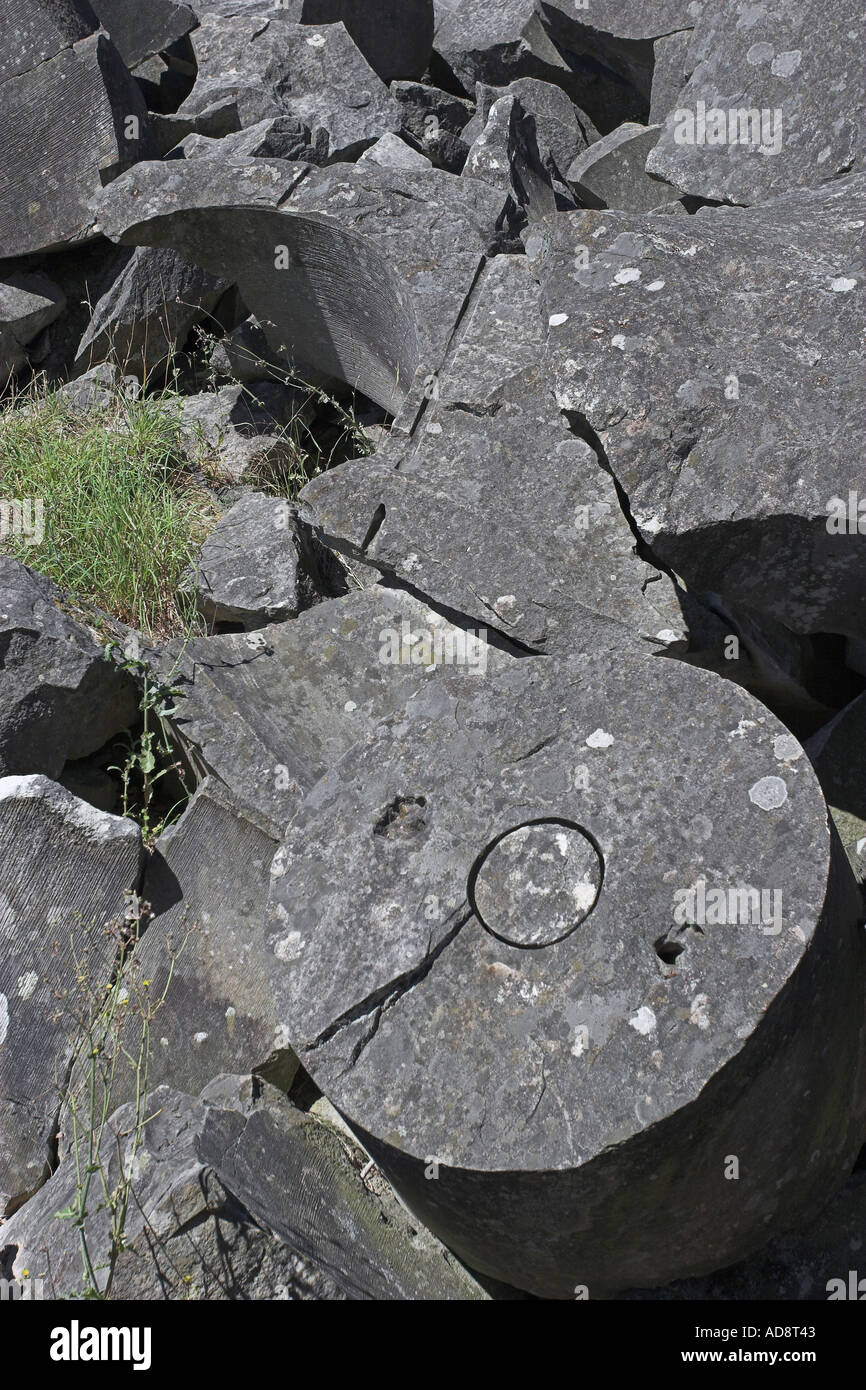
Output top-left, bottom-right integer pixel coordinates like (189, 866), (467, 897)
(268, 654), (866, 1297)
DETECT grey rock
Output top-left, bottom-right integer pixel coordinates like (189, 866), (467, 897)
(91, 0), (197, 69)
(56, 360), (141, 409)
(0, 274), (66, 386)
(68, 779), (299, 1122)
(538, 0), (698, 109)
(462, 94), (557, 226)
(358, 132), (432, 172)
(4, 1076), (491, 1298)
(463, 77), (600, 182)
(0, 0), (98, 82)
(179, 115), (317, 164)
(207, 315), (289, 384)
(74, 245), (228, 381)
(566, 121), (678, 210)
(433, 0), (581, 100)
(299, 253), (686, 655)
(649, 29), (693, 125)
(163, 587), (511, 836)
(0, 557), (139, 780)
(390, 80), (473, 173)
(179, 382), (313, 483)
(268, 650), (866, 1297)
(0, 23), (155, 256)
(182, 10), (402, 158)
(0, 775), (142, 1217)
(527, 178), (866, 646)
(646, 0), (865, 205)
(298, 0), (434, 84)
(94, 157), (504, 414)
(193, 492), (332, 628)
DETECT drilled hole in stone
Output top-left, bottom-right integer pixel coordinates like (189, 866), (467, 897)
(469, 818), (603, 949)
(654, 935), (685, 965)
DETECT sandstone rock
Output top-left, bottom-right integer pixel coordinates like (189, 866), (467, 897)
(0, 557), (139, 780)
(94, 157), (504, 414)
(192, 492), (332, 628)
(163, 587), (510, 836)
(74, 245), (228, 381)
(91, 0), (197, 69)
(0, 274), (66, 386)
(299, 253), (685, 654)
(0, 776), (142, 1217)
(4, 1076), (492, 1298)
(182, 10), (402, 157)
(527, 177), (866, 646)
(0, 13), (155, 256)
(566, 121), (678, 210)
(646, 0), (866, 205)
(268, 651), (866, 1297)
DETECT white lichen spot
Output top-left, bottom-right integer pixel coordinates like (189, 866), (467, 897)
(613, 267), (641, 285)
(629, 1006), (656, 1036)
(274, 930), (305, 961)
(655, 629), (680, 644)
(771, 49), (802, 77)
(549, 312), (569, 327)
(344, 700), (357, 712)
(690, 994), (710, 1030)
(586, 728), (614, 748)
(191, 1031), (209, 1048)
(306, 32), (327, 46)
(728, 718), (757, 739)
(571, 1025), (589, 1058)
(611, 334), (626, 350)
(749, 776), (788, 810)
(274, 1023), (292, 1049)
(17, 971), (38, 1000)
(830, 277), (857, 292)
(426, 421), (442, 435)
(646, 279), (665, 292)
(773, 734), (802, 763)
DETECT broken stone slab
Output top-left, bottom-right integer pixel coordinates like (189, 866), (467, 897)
(390, 80), (473, 173)
(162, 587), (511, 836)
(432, 0), (583, 103)
(299, 253), (686, 655)
(56, 780), (297, 1138)
(298, 0), (434, 84)
(94, 156), (504, 414)
(5, 1076), (492, 1298)
(565, 122), (678, 210)
(91, 0), (197, 69)
(462, 94), (557, 228)
(358, 132), (433, 172)
(74, 245), (228, 381)
(463, 77), (600, 183)
(179, 115), (320, 164)
(0, 556), (139, 780)
(0, 0), (99, 81)
(56, 360), (141, 409)
(0, 273), (66, 386)
(526, 177), (866, 646)
(646, 0), (866, 205)
(179, 382), (313, 483)
(207, 315), (290, 385)
(624, 1171), (866, 1301)
(649, 28), (693, 125)
(0, 775), (142, 1218)
(192, 492), (334, 629)
(268, 650), (866, 1298)
(182, 10), (403, 158)
(538, 0), (698, 111)
(0, 23), (155, 257)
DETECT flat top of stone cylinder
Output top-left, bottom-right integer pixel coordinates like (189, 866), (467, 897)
(268, 652), (833, 1172)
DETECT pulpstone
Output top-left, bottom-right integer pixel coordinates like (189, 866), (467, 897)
(267, 652), (866, 1298)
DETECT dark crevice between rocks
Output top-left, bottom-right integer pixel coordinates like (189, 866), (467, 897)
(560, 408), (866, 741)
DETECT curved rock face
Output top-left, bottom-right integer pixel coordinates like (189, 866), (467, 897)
(300, 0), (435, 83)
(267, 653), (866, 1296)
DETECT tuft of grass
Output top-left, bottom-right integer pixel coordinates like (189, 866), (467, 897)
(0, 380), (220, 640)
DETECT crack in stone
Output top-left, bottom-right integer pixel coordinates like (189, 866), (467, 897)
(303, 909), (473, 1063)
